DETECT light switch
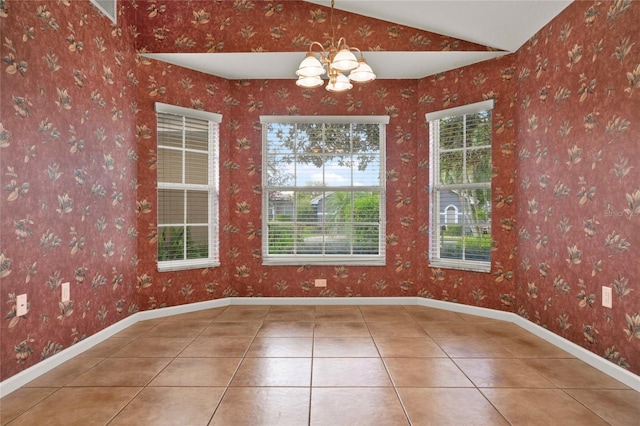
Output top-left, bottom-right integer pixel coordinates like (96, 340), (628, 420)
(62, 282), (70, 302)
(16, 293), (28, 316)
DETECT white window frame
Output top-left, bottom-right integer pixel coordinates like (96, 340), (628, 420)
(427, 100), (494, 273)
(261, 115), (389, 266)
(155, 102), (221, 272)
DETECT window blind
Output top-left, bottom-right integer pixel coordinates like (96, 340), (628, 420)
(261, 116), (388, 266)
(428, 101), (493, 272)
(156, 103), (221, 271)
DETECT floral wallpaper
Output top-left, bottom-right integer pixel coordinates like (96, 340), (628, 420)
(1, 0), (639, 384)
(0, 0), (139, 381)
(132, 0), (517, 310)
(133, 0), (489, 54)
(513, 1), (640, 375)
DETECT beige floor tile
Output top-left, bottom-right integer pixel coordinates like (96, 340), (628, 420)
(565, 389), (640, 426)
(24, 357), (104, 387)
(111, 321), (160, 338)
(4, 304), (632, 426)
(418, 321), (491, 338)
(434, 336), (515, 358)
(210, 387), (310, 426)
(6, 387), (140, 426)
(314, 306), (364, 321)
(265, 305), (316, 321)
(482, 388), (610, 425)
(310, 387), (408, 425)
(109, 386), (224, 426)
(528, 358), (630, 389)
(214, 306), (269, 321)
(312, 358), (392, 387)
(161, 307), (225, 322)
(149, 357), (241, 387)
(141, 320), (211, 338)
(360, 306), (414, 322)
(477, 320), (534, 339)
(454, 358), (556, 388)
(178, 336), (253, 357)
(404, 307), (467, 322)
(0, 388), (56, 425)
(359, 305), (408, 314)
(397, 387), (509, 426)
(458, 313), (505, 324)
(496, 335), (575, 358)
(111, 337), (193, 358)
(366, 319), (427, 337)
(66, 358), (171, 387)
(374, 335), (446, 358)
(385, 358), (474, 387)
(257, 321), (314, 337)
(199, 321), (263, 337)
(246, 337), (313, 357)
(313, 321), (370, 337)
(231, 357), (311, 387)
(313, 337), (379, 357)
(77, 337), (134, 358)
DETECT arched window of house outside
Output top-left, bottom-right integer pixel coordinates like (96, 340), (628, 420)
(445, 205), (458, 224)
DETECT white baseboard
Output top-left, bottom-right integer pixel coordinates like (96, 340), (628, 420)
(2, 297), (638, 397)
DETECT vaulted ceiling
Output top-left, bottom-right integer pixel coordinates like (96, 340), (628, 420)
(142, 0), (572, 80)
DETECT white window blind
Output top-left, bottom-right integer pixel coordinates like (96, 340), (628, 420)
(427, 100), (493, 273)
(156, 103), (221, 272)
(261, 116), (388, 266)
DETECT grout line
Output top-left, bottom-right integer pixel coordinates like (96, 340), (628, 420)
(207, 305), (264, 424)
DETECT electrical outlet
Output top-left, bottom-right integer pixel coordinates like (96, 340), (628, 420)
(62, 282), (70, 303)
(16, 293), (28, 316)
(315, 279), (327, 288)
(602, 286), (612, 308)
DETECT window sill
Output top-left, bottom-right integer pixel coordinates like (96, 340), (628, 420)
(263, 255), (385, 267)
(429, 259), (491, 273)
(158, 260), (220, 272)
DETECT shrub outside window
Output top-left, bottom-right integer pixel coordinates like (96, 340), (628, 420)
(261, 116), (388, 266)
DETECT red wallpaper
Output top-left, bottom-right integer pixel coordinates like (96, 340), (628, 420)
(134, 57), (232, 308)
(1, 0), (638, 383)
(1, 0), (138, 380)
(134, 0), (490, 54)
(513, 1), (640, 374)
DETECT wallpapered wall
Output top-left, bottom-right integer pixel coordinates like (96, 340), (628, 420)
(0, 0), (139, 381)
(132, 0), (517, 307)
(1, 0), (638, 383)
(513, 2), (640, 374)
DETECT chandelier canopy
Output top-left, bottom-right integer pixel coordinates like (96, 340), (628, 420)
(296, 0), (376, 92)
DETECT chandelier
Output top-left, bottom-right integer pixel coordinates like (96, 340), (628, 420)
(295, 0), (376, 92)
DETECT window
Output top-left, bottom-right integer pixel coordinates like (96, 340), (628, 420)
(155, 103), (221, 272)
(261, 116), (389, 266)
(427, 100), (494, 272)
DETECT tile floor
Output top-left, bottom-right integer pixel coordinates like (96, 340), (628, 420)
(2, 304), (639, 425)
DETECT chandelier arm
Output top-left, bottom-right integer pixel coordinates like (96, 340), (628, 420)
(296, 0), (375, 91)
(350, 46), (364, 58)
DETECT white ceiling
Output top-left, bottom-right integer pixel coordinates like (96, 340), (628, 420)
(143, 0), (572, 81)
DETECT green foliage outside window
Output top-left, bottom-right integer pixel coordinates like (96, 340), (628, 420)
(158, 227), (208, 261)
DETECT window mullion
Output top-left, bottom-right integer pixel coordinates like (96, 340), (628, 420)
(182, 119), (188, 261)
(461, 114), (467, 260)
